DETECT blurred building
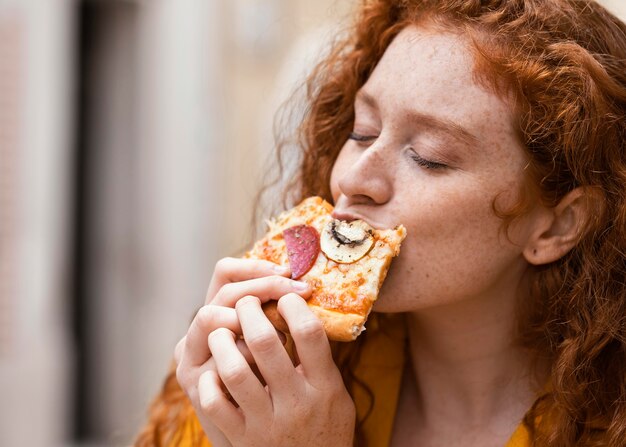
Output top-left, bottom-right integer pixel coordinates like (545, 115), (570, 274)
(0, 1), (75, 446)
(1, 0), (625, 446)
(0, 0), (353, 446)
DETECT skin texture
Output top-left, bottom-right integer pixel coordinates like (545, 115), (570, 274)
(176, 24), (591, 447)
(331, 26), (533, 314)
(174, 258), (356, 447)
(330, 26), (586, 447)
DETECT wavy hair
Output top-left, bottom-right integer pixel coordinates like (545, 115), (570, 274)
(136, 1), (626, 446)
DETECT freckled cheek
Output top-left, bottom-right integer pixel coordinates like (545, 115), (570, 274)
(396, 193), (506, 274)
(378, 225), (511, 310)
(405, 188), (499, 239)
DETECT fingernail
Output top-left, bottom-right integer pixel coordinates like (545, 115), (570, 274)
(292, 281), (310, 292)
(273, 264), (290, 274)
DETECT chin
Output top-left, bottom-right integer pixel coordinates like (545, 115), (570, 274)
(371, 294), (406, 313)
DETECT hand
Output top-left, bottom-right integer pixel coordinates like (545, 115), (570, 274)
(175, 258), (355, 446)
(206, 293), (356, 447)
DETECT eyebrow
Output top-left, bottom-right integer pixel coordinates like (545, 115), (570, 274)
(355, 90), (480, 148)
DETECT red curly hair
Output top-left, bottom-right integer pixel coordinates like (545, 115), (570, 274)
(136, 1), (626, 446)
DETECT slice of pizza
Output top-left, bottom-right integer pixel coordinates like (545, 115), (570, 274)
(245, 196), (406, 341)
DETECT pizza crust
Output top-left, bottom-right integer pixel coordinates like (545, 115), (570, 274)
(263, 300), (367, 342)
(308, 305), (367, 341)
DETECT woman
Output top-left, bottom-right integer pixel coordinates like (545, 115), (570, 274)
(136, 0), (626, 446)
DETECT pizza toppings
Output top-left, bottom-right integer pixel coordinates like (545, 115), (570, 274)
(320, 219), (375, 264)
(247, 196), (407, 341)
(283, 225), (320, 279)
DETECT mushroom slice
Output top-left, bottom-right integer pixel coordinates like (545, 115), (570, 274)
(320, 218), (375, 264)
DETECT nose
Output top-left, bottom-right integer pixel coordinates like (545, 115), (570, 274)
(336, 144), (393, 206)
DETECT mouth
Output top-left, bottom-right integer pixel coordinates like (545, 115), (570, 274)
(331, 209), (387, 230)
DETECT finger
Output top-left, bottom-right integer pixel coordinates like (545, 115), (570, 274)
(236, 296), (302, 397)
(182, 306), (285, 367)
(206, 257), (291, 304)
(211, 275), (311, 308)
(174, 336), (186, 365)
(184, 305), (241, 366)
(177, 337), (258, 396)
(197, 369), (244, 439)
(209, 327), (272, 415)
(277, 293), (338, 387)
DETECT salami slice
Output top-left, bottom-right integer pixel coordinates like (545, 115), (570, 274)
(283, 225), (320, 279)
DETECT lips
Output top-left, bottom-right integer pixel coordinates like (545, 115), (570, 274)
(331, 209), (388, 230)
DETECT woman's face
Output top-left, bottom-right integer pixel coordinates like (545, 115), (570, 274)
(330, 25), (535, 312)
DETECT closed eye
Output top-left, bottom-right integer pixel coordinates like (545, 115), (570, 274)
(410, 151), (447, 170)
(348, 132), (377, 143)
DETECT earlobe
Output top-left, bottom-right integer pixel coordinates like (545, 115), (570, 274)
(523, 187), (602, 266)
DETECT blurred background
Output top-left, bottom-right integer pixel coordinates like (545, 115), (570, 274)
(0, 1), (625, 446)
(0, 0), (353, 445)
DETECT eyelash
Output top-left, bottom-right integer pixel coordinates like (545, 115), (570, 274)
(348, 132), (376, 143)
(349, 132), (447, 170)
(409, 152), (447, 170)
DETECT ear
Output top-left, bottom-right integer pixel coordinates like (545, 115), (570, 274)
(523, 187), (602, 265)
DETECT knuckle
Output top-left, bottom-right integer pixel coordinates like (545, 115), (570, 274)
(195, 306), (216, 330)
(175, 364), (191, 390)
(199, 394), (223, 416)
(215, 257), (235, 272)
(235, 295), (258, 309)
(218, 282), (235, 297)
(183, 333), (196, 354)
(208, 327), (231, 345)
(246, 330), (278, 354)
(270, 275), (287, 288)
(220, 362), (249, 387)
(174, 337), (185, 364)
(292, 318), (325, 340)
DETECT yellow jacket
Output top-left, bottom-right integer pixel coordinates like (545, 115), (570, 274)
(174, 314), (532, 446)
